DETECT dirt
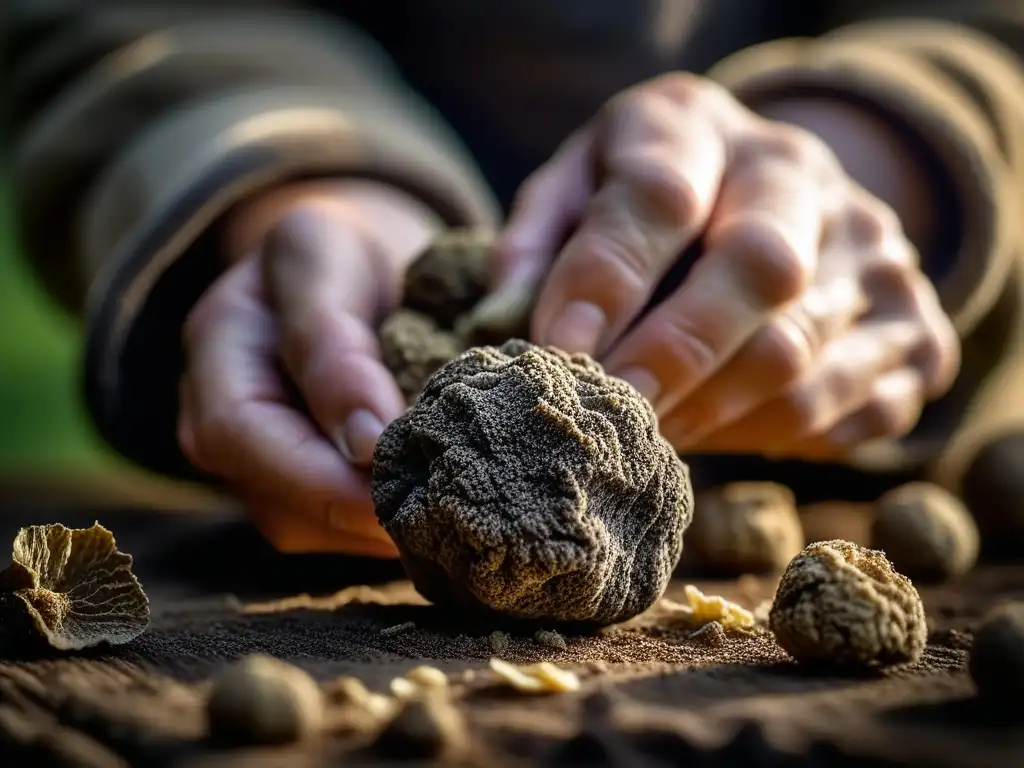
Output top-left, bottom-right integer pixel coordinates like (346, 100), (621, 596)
(0, 504), (1022, 767)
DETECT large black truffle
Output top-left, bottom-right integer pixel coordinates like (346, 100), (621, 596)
(969, 602), (1024, 701)
(371, 340), (693, 626)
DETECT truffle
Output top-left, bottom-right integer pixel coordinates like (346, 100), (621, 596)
(871, 482), (979, 581)
(372, 340), (693, 626)
(0, 523), (149, 651)
(961, 431), (1024, 554)
(685, 482), (804, 575)
(401, 228), (494, 328)
(206, 654), (324, 746)
(768, 539), (927, 667)
(372, 690), (467, 760)
(968, 602), (1024, 701)
(379, 310), (464, 403)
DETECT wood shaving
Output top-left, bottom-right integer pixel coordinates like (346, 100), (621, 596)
(243, 585), (393, 614)
(326, 676), (394, 719)
(488, 658), (581, 694)
(662, 585), (756, 630)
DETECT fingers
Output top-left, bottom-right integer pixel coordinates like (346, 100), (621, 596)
(263, 205), (407, 466)
(681, 319), (925, 454)
(780, 368), (926, 459)
(494, 131), (594, 293)
(658, 276), (866, 447)
(526, 78), (730, 356)
(181, 259), (389, 544)
(605, 124), (835, 415)
(245, 501), (398, 558)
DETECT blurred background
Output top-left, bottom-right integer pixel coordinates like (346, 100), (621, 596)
(0, 179), (217, 509)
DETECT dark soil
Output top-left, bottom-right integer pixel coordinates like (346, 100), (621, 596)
(0, 503), (1021, 767)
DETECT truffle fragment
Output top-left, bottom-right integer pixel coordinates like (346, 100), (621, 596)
(687, 621), (727, 648)
(206, 654), (324, 745)
(372, 340), (693, 626)
(0, 523), (149, 651)
(769, 540), (927, 667)
(401, 228), (494, 328)
(871, 482), (979, 581)
(534, 629), (568, 651)
(969, 602), (1024, 701)
(685, 483), (804, 575)
(379, 310), (464, 403)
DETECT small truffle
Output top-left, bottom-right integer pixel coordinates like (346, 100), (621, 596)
(871, 482), (979, 581)
(769, 540), (927, 667)
(401, 228), (494, 328)
(372, 691), (466, 760)
(0, 523), (149, 651)
(379, 310), (464, 403)
(960, 431), (1024, 554)
(372, 340), (693, 626)
(685, 483), (804, 575)
(968, 602), (1024, 701)
(206, 654), (324, 745)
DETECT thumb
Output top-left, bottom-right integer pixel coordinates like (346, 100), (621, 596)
(263, 202), (407, 467)
(492, 130), (594, 297)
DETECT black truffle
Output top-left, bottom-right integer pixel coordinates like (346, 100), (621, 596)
(969, 602), (1024, 701)
(378, 310), (464, 404)
(961, 431), (1024, 555)
(371, 340), (693, 626)
(401, 228), (493, 328)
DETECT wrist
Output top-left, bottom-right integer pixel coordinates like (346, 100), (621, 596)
(755, 97), (939, 253)
(220, 179), (443, 276)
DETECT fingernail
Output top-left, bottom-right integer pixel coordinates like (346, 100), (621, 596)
(544, 301), (606, 356)
(615, 366), (661, 405)
(335, 409), (385, 466)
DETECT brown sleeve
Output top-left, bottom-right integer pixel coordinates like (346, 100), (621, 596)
(2, 1), (499, 481)
(705, 3), (1024, 474)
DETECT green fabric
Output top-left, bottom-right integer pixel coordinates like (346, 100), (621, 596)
(0, 180), (115, 473)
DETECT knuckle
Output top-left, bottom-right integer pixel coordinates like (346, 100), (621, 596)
(616, 157), (704, 228)
(781, 385), (823, 435)
(759, 317), (815, 384)
(843, 193), (902, 246)
(862, 397), (915, 439)
(575, 225), (657, 294)
(754, 122), (834, 170)
(860, 257), (917, 309)
(720, 217), (810, 306)
(655, 311), (720, 374)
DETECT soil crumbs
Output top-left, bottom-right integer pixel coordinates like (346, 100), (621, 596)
(1, 506), (1023, 767)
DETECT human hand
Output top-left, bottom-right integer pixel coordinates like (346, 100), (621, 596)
(496, 73), (960, 458)
(177, 180), (440, 554)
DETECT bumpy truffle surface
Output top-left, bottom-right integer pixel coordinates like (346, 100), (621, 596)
(401, 228), (493, 328)
(871, 482), (979, 581)
(0, 523), (149, 651)
(769, 539), (927, 667)
(371, 340), (693, 626)
(206, 654), (324, 745)
(685, 482), (804, 575)
(379, 310), (464, 403)
(969, 602), (1024, 701)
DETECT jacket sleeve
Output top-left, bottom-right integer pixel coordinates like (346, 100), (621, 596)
(705, 1), (1024, 475)
(1, 1), (501, 481)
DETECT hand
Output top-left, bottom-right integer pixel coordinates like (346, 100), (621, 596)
(496, 73), (960, 459)
(177, 180), (440, 554)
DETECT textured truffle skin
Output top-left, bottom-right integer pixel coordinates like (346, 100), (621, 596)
(379, 310), (464, 403)
(686, 483), (804, 575)
(969, 602), (1024, 701)
(401, 228), (493, 328)
(871, 483), (979, 582)
(371, 340), (693, 626)
(769, 540), (927, 667)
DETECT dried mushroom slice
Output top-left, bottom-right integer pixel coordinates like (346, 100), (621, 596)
(0, 523), (150, 651)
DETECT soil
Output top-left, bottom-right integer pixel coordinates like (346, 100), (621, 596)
(1, 503), (1022, 767)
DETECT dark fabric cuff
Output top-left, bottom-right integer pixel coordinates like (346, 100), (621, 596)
(78, 84), (500, 481)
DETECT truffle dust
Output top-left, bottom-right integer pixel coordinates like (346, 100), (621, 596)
(1, 507), (1022, 767)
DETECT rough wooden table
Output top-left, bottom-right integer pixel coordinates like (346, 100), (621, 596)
(0, 504), (1021, 767)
